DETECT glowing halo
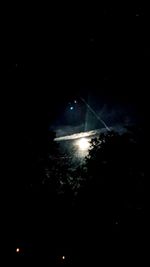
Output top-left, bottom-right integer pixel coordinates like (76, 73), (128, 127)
(76, 137), (90, 151)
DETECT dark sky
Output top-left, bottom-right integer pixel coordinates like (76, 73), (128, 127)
(3, 4), (148, 138)
(1, 6), (147, 260)
(2, 5), (147, 240)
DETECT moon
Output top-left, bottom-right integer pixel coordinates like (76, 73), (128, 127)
(76, 138), (90, 151)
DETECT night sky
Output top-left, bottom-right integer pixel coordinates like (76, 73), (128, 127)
(2, 3), (148, 181)
(2, 4), (147, 264)
(4, 5), (148, 125)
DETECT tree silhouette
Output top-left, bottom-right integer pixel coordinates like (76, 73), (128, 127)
(78, 129), (145, 221)
(31, 129), (85, 203)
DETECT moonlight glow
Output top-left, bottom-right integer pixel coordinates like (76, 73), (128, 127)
(76, 138), (90, 151)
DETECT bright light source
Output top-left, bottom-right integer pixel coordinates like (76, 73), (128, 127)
(74, 100), (77, 103)
(16, 248), (20, 253)
(70, 106), (74, 110)
(62, 255), (66, 260)
(77, 138), (90, 151)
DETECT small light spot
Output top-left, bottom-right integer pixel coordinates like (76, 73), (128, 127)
(70, 106), (74, 110)
(74, 100), (77, 104)
(62, 255), (66, 260)
(16, 248), (20, 253)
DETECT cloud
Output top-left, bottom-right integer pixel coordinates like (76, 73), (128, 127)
(54, 124), (128, 142)
(54, 129), (99, 141)
(52, 101), (137, 143)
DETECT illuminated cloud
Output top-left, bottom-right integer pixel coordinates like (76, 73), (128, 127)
(54, 129), (99, 141)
